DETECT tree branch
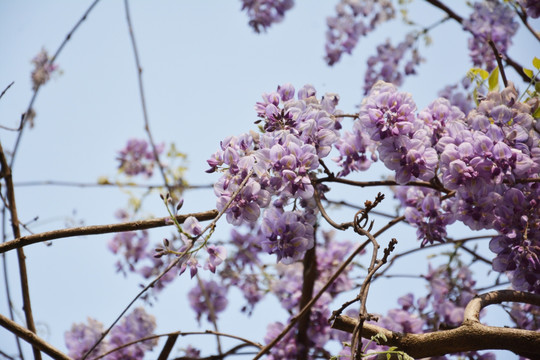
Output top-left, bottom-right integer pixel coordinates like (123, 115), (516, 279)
(333, 290), (540, 358)
(124, 0), (174, 198)
(0, 210), (218, 254)
(0, 141), (41, 360)
(10, 0), (102, 168)
(0, 312), (72, 360)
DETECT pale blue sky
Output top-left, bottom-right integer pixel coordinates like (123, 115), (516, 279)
(0, 1), (538, 359)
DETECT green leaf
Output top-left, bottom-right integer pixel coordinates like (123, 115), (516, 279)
(533, 57), (540, 70)
(533, 105), (540, 119)
(535, 82), (540, 93)
(469, 67), (489, 80)
(523, 68), (534, 80)
(386, 354), (391, 360)
(488, 67), (499, 91)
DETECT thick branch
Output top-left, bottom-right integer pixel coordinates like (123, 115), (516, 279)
(333, 290), (540, 358)
(0, 210), (218, 253)
(296, 246), (317, 360)
(0, 312), (72, 360)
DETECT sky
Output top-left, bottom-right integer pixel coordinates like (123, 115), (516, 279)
(0, 1), (538, 359)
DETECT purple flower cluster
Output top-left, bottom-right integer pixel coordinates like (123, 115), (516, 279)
(363, 33), (423, 94)
(208, 84), (343, 263)
(325, 0), (395, 66)
(65, 318), (107, 360)
(422, 263), (478, 328)
(261, 208), (314, 264)
(240, 0), (294, 33)
(108, 210), (152, 274)
(188, 279), (228, 322)
(108, 210), (176, 292)
(438, 84), (540, 292)
(64, 307), (157, 360)
(107, 308), (158, 359)
(31, 48), (59, 90)
(437, 78), (475, 117)
(394, 186), (455, 246)
(352, 81), (540, 292)
(218, 228), (266, 313)
(333, 120), (377, 177)
(520, 0), (540, 18)
(358, 81), (438, 184)
(117, 138), (164, 177)
(464, 1), (518, 71)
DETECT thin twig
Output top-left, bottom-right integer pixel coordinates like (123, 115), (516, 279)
(317, 176), (450, 193)
(124, 0), (173, 197)
(0, 141), (41, 360)
(513, 2), (540, 43)
(0, 210), (219, 254)
(375, 234), (495, 279)
(14, 180), (212, 190)
(10, 0), (102, 168)
(0, 81), (14, 101)
(312, 181), (352, 230)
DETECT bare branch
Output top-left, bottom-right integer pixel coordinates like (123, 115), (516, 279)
(0, 210), (218, 254)
(317, 176), (450, 194)
(488, 39), (508, 87)
(0, 313), (71, 360)
(0, 141), (41, 360)
(10, 0), (102, 168)
(124, 0), (174, 197)
(14, 180), (212, 191)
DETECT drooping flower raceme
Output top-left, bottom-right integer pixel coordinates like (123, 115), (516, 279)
(117, 138), (164, 177)
(64, 307), (157, 360)
(437, 84), (540, 292)
(358, 81), (438, 184)
(107, 308), (158, 359)
(464, 0), (518, 71)
(325, 0), (395, 66)
(240, 0), (294, 33)
(188, 279), (229, 322)
(208, 83), (343, 263)
(363, 33), (423, 94)
(65, 318), (108, 360)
